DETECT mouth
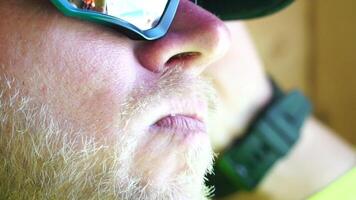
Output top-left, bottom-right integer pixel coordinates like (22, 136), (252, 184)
(151, 114), (206, 134)
(144, 97), (209, 139)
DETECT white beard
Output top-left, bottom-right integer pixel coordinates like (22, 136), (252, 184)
(0, 68), (217, 200)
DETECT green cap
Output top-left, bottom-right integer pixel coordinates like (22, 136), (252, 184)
(197, 0), (294, 20)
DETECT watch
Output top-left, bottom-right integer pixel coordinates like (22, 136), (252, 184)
(207, 80), (312, 197)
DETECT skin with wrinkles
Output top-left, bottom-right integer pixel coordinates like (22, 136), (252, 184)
(0, 0), (230, 199)
(4, 1), (355, 200)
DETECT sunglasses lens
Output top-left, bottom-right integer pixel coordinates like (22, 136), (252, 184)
(68, 0), (169, 30)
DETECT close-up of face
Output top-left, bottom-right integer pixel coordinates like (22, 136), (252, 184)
(4, 0), (353, 199)
(0, 0), (233, 199)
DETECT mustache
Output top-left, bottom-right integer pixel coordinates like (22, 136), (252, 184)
(118, 67), (217, 129)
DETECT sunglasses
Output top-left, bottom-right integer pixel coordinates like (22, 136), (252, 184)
(50, 0), (294, 40)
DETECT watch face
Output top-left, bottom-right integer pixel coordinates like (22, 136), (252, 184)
(198, 0), (294, 20)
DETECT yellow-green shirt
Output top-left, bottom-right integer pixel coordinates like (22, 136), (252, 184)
(308, 167), (356, 200)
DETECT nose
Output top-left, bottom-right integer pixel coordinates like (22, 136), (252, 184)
(135, 0), (231, 75)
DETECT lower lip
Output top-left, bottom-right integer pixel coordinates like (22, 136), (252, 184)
(151, 115), (206, 135)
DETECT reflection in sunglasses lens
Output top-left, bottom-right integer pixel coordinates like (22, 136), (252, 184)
(68, 0), (169, 30)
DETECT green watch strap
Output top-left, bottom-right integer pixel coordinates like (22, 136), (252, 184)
(208, 84), (312, 197)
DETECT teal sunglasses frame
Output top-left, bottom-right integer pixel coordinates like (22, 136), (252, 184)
(50, 0), (181, 40)
(50, 0), (294, 41)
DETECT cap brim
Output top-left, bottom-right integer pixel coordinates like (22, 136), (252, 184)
(197, 0), (294, 20)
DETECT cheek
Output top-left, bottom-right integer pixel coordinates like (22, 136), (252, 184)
(1, 12), (141, 135)
(35, 69), (136, 138)
(39, 52), (137, 135)
(68, 87), (123, 134)
(31, 37), (136, 135)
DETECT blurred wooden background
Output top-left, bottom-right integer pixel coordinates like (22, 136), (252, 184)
(246, 0), (356, 145)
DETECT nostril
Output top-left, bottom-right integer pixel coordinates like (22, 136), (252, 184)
(165, 52), (201, 67)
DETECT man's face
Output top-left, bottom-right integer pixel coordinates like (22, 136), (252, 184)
(0, 0), (230, 199)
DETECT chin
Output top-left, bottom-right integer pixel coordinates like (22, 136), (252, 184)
(114, 122), (215, 200)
